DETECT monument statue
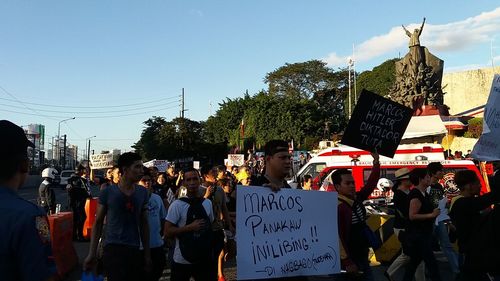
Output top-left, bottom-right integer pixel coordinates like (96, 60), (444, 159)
(402, 18), (426, 69)
(403, 17), (425, 47)
(389, 17), (446, 114)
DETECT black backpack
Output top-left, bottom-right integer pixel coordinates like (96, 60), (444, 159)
(178, 197), (213, 263)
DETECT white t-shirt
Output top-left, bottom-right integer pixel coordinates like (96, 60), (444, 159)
(147, 193), (167, 248)
(165, 197), (214, 264)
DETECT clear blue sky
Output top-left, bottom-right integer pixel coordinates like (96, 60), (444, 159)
(1, 1), (499, 157)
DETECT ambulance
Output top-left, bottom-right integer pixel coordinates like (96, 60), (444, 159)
(289, 143), (489, 199)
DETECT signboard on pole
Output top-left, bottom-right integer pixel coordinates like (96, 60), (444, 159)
(193, 161), (200, 170)
(236, 186), (340, 280)
(471, 74), (500, 161)
(227, 154), (245, 167)
(341, 89), (413, 158)
(143, 159), (170, 172)
(90, 153), (114, 169)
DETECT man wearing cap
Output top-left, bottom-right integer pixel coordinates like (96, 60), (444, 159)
(252, 140), (306, 281)
(253, 140), (293, 191)
(385, 168), (425, 281)
(0, 120), (57, 281)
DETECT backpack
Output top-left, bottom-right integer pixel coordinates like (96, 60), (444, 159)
(178, 197), (213, 263)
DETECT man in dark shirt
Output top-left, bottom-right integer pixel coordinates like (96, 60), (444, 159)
(253, 140), (293, 190)
(252, 140), (304, 281)
(426, 162), (459, 274)
(334, 152), (380, 281)
(0, 120), (57, 281)
(67, 164), (91, 241)
(449, 170), (500, 280)
(426, 162), (445, 208)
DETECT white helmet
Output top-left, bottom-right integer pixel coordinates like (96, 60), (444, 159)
(42, 168), (58, 179)
(377, 178), (394, 191)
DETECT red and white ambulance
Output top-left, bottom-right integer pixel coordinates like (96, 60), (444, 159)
(289, 143), (489, 199)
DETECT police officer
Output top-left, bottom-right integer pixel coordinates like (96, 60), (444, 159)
(0, 120), (57, 281)
(67, 164), (91, 241)
(38, 167), (58, 214)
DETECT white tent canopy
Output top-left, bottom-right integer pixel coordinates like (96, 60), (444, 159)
(402, 115), (447, 139)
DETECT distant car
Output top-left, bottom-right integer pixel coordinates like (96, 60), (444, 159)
(59, 170), (74, 188)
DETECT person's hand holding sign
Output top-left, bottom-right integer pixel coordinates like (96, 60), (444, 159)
(371, 149), (380, 165)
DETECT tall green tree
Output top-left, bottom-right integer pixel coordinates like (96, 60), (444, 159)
(356, 58), (398, 97)
(133, 116), (167, 160)
(134, 117), (206, 160)
(264, 60), (342, 99)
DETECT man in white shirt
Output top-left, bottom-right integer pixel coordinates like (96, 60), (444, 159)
(165, 168), (215, 281)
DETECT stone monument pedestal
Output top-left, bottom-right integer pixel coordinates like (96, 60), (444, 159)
(414, 105), (449, 116)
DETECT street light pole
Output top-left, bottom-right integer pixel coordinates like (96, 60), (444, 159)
(57, 117), (75, 166)
(86, 135), (96, 165)
(352, 44), (357, 105)
(347, 57), (352, 119)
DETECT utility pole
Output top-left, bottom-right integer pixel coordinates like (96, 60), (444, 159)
(87, 139), (91, 165)
(348, 58), (352, 119)
(180, 88), (185, 119)
(353, 44), (357, 105)
(51, 136), (54, 162)
(62, 135), (67, 169)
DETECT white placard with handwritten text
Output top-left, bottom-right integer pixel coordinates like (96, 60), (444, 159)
(236, 186), (340, 280)
(472, 74), (500, 161)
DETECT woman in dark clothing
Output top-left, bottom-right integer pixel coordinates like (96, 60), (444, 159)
(403, 168), (441, 281)
(386, 168), (425, 281)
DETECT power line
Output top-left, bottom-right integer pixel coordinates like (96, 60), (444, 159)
(0, 104), (180, 119)
(0, 94), (181, 109)
(0, 85), (59, 121)
(70, 138), (137, 141)
(1, 99), (180, 114)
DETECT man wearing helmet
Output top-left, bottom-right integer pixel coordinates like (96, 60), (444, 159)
(38, 167), (58, 214)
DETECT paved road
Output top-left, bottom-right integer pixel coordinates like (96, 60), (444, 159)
(18, 179), (457, 281)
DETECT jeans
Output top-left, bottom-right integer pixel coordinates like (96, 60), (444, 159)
(435, 221), (459, 273)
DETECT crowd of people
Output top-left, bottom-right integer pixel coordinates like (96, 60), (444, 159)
(1, 119), (500, 281)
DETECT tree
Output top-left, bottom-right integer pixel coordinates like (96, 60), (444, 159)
(356, 58), (397, 97)
(138, 60), (354, 156)
(264, 60), (342, 99)
(132, 116), (167, 160)
(204, 94), (252, 145)
(464, 117), (483, 138)
(134, 117), (207, 160)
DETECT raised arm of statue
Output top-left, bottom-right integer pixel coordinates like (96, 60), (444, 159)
(418, 17), (426, 36)
(402, 25), (412, 37)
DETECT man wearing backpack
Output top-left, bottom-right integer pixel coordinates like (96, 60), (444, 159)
(165, 168), (215, 281)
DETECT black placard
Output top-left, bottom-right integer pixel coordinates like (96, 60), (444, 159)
(340, 89), (413, 158)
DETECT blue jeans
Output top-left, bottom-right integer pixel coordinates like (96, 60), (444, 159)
(435, 221), (459, 273)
